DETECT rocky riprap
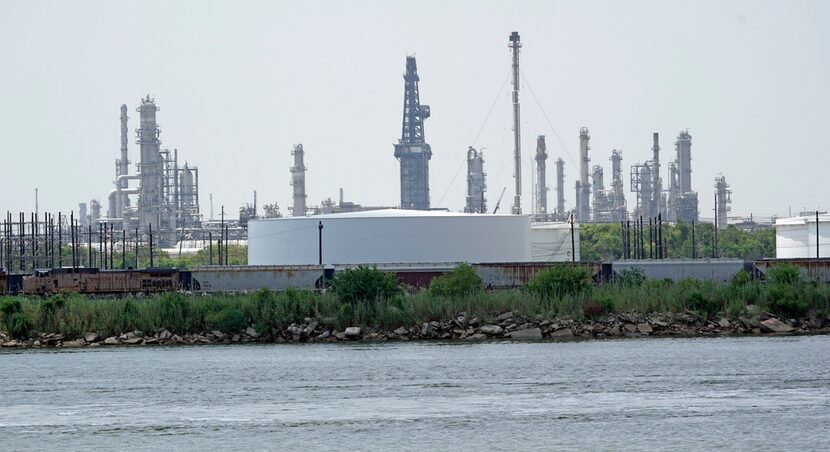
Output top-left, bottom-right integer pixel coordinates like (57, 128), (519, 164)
(1, 309), (828, 348)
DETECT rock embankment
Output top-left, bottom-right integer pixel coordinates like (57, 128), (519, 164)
(1, 310), (828, 348)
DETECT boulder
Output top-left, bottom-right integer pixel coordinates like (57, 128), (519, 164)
(304, 321), (318, 336)
(2, 340), (19, 347)
(61, 340), (85, 347)
(123, 337), (143, 345)
(158, 329), (173, 340)
(637, 324), (653, 335)
(393, 327), (409, 337)
(760, 318), (794, 333)
(104, 336), (118, 345)
(344, 327), (362, 338)
(496, 311), (514, 322)
(420, 323), (431, 337)
(550, 328), (574, 338)
(144, 337), (159, 345)
(479, 325), (503, 336)
(245, 327), (258, 338)
(83, 332), (99, 343)
(623, 324), (638, 333)
(508, 328), (543, 340)
(318, 330), (330, 339)
(718, 318), (731, 328)
(211, 330), (226, 340)
(607, 326), (622, 337)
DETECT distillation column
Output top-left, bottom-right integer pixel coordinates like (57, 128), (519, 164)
(136, 95), (163, 235)
(465, 147), (487, 213)
(714, 174), (731, 230)
(290, 144), (307, 217)
(393, 56), (432, 210)
(116, 104), (130, 219)
(534, 135), (548, 218)
(509, 31), (522, 215)
(555, 158), (565, 217)
(577, 127), (591, 223)
(651, 132), (662, 218)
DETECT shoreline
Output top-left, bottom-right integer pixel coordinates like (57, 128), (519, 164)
(3, 310), (828, 349)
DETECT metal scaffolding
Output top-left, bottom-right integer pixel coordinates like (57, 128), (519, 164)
(394, 56), (432, 210)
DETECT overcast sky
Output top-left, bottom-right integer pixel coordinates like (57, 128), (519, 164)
(1, 0), (828, 221)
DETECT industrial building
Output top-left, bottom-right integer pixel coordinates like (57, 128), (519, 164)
(775, 213), (830, 258)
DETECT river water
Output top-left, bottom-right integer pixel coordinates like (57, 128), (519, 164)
(1, 336), (828, 451)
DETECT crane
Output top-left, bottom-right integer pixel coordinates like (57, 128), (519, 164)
(492, 187), (508, 214)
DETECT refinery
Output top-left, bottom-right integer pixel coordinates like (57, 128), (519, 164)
(1, 30), (826, 279)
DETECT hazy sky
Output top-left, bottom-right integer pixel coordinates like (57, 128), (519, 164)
(1, 0), (828, 220)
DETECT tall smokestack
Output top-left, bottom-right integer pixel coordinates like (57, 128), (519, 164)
(290, 144), (307, 217)
(509, 31), (522, 215)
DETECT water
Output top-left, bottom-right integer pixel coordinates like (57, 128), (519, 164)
(1, 336), (829, 451)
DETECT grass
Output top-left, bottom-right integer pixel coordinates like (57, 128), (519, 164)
(1, 265), (828, 340)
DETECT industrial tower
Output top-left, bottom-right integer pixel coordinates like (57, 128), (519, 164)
(610, 150), (627, 221)
(534, 135), (548, 219)
(290, 144), (307, 217)
(576, 127), (591, 223)
(509, 31), (523, 215)
(394, 56), (432, 210)
(670, 130), (699, 223)
(135, 95), (175, 244)
(464, 147), (487, 213)
(714, 174), (731, 229)
(555, 158), (565, 218)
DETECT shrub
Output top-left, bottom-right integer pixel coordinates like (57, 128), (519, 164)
(526, 265), (592, 299)
(687, 291), (720, 316)
(765, 284), (808, 318)
(731, 269), (752, 286)
(328, 266), (401, 305)
(429, 263), (482, 298)
(617, 268), (647, 286)
(1, 299), (30, 339)
(206, 308), (247, 333)
(766, 265), (802, 285)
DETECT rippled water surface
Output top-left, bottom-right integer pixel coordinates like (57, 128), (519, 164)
(1, 336), (829, 451)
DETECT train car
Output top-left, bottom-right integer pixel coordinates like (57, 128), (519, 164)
(22, 268), (180, 295)
(0, 269), (6, 295)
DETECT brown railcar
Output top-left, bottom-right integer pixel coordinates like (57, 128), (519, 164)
(22, 268), (180, 295)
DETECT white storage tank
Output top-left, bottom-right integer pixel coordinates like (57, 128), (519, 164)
(531, 222), (579, 262)
(775, 214), (830, 258)
(248, 209), (532, 265)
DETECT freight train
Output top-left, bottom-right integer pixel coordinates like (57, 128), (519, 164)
(1, 258), (827, 296)
(1, 262), (603, 296)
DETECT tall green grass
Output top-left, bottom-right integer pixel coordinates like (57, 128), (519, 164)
(1, 265), (828, 340)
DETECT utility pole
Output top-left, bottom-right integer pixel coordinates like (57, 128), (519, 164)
(817, 210), (820, 259)
(220, 205), (224, 266)
(570, 214), (576, 262)
(149, 223), (154, 268)
(318, 221), (324, 265)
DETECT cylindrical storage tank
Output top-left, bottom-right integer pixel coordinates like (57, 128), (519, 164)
(776, 214), (830, 258)
(248, 209), (532, 265)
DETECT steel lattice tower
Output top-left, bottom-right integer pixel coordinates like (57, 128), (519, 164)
(394, 56), (432, 210)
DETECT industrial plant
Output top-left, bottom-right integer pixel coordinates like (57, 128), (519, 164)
(6, 28), (805, 283)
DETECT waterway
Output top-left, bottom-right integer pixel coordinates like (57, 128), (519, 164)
(1, 336), (828, 451)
